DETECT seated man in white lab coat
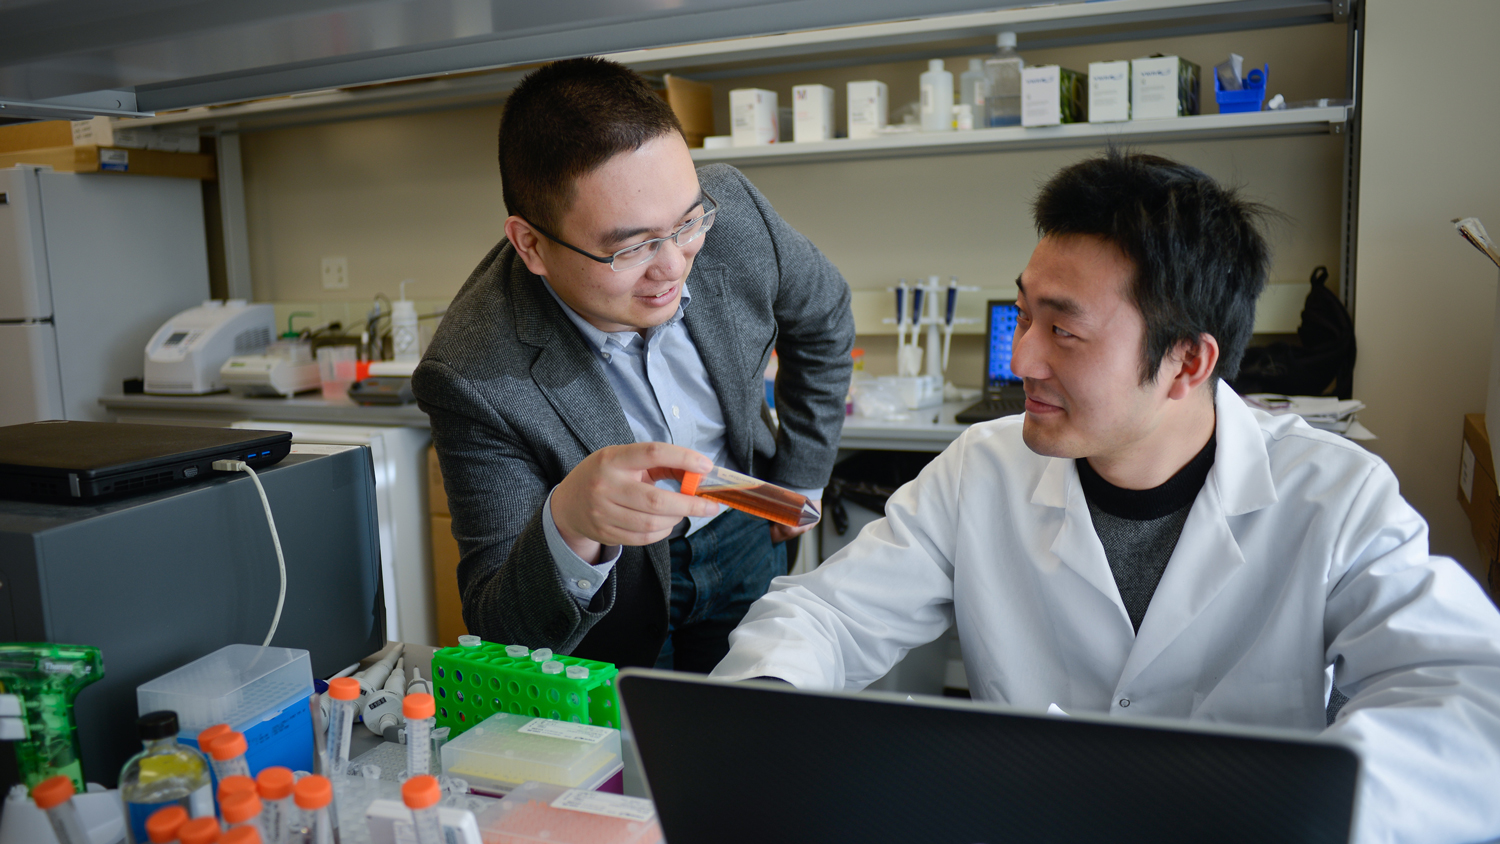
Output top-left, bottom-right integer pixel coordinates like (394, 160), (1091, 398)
(710, 149), (1500, 843)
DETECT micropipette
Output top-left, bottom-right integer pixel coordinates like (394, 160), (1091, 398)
(943, 276), (959, 372)
(895, 280), (907, 376)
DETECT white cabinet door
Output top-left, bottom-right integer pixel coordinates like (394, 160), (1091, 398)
(0, 166), (52, 321)
(0, 322), (64, 425)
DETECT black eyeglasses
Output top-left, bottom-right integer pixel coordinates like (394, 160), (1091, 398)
(524, 189), (718, 272)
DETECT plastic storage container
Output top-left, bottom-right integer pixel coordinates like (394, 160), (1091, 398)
(430, 642), (620, 737)
(475, 781), (662, 844)
(440, 713), (623, 796)
(1214, 64), (1268, 113)
(136, 645), (315, 776)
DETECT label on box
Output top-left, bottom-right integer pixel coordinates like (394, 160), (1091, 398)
(519, 718), (611, 744)
(1089, 61), (1131, 123)
(551, 788), (657, 822)
(1021, 66), (1062, 127)
(98, 148), (129, 171)
(1463, 440), (1477, 503)
(847, 81), (887, 140)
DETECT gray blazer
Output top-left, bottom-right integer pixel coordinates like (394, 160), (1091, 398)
(413, 164), (855, 666)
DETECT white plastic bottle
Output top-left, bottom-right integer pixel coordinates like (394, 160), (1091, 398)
(919, 59), (954, 133)
(983, 32), (1025, 126)
(959, 58), (988, 113)
(391, 280), (420, 363)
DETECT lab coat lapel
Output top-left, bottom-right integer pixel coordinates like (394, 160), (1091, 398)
(1034, 457), (1135, 631)
(1116, 383), (1279, 687)
(512, 272), (634, 454)
(681, 263), (755, 469)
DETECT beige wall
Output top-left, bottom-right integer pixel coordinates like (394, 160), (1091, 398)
(1353, 0), (1500, 580)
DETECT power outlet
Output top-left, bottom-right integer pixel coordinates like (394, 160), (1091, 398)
(322, 256), (349, 290)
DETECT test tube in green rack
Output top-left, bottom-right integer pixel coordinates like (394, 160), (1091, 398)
(430, 641), (620, 738)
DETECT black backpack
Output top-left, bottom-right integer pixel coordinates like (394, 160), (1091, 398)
(1231, 266), (1356, 399)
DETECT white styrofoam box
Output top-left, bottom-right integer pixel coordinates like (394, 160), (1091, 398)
(1089, 61), (1131, 122)
(1132, 55), (1197, 120)
(729, 89), (778, 146)
(792, 84), (835, 143)
(1021, 66), (1063, 127)
(846, 80), (888, 140)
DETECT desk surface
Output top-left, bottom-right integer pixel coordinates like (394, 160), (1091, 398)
(101, 394), (974, 453)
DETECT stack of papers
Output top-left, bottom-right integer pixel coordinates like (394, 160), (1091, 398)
(1243, 394), (1375, 440)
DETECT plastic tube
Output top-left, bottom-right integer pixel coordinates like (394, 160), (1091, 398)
(403, 693), (435, 778)
(255, 767), (294, 844)
(32, 775), (91, 844)
(178, 816), (223, 844)
(292, 775), (333, 844)
(221, 790), (264, 839)
(145, 804), (190, 843)
(680, 465), (820, 527)
(401, 775), (444, 844)
(208, 731), (251, 781)
(222, 826), (263, 844)
(324, 677), (360, 776)
(198, 724), (232, 755)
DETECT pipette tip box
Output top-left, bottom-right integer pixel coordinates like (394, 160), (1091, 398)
(136, 644), (314, 775)
(476, 780), (662, 844)
(440, 712), (623, 796)
(430, 642), (620, 738)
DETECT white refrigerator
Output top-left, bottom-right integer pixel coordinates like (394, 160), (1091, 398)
(0, 165), (210, 426)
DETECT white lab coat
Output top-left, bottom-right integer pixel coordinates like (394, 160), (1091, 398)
(712, 382), (1500, 844)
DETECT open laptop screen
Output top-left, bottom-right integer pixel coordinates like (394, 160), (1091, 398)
(987, 300), (1022, 389)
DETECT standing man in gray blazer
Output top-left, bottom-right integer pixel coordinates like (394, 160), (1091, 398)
(412, 58), (855, 671)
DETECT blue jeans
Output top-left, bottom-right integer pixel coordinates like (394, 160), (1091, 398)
(655, 507), (786, 673)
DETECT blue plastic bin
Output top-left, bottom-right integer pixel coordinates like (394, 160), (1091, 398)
(1215, 64), (1268, 113)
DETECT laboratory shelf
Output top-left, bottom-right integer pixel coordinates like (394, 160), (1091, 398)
(692, 106), (1351, 166)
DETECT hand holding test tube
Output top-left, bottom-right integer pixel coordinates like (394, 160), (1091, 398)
(680, 465), (820, 528)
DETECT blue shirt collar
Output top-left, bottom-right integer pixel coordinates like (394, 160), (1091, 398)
(540, 277), (691, 353)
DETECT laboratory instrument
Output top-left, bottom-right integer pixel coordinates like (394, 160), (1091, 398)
(118, 711), (213, 844)
(983, 32), (1024, 126)
(0, 642), (103, 792)
(360, 657), (407, 740)
(680, 466), (819, 528)
(405, 669), (432, 698)
(208, 731), (251, 781)
(907, 285), (925, 375)
(325, 678), (359, 777)
(254, 767), (294, 844)
(440, 712), (624, 796)
(919, 59), (953, 132)
(315, 345), (358, 401)
(893, 280), (908, 377)
(942, 276), (958, 372)
(431, 643), (620, 738)
(144, 805), (189, 843)
(475, 781), (663, 844)
(291, 775), (333, 844)
(32, 775), (91, 844)
(144, 301), (275, 395)
(0, 165), (209, 426)
(221, 340), (320, 398)
(405, 693), (436, 778)
(403, 776), (444, 844)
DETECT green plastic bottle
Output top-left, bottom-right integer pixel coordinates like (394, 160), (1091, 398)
(118, 711), (213, 844)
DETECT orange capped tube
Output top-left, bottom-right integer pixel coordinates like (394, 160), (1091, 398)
(221, 826), (262, 844)
(178, 816), (222, 844)
(403, 693), (436, 777)
(145, 804), (190, 844)
(32, 775), (90, 844)
(324, 677), (360, 776)
(220, 790), (263, 839)
(207, 731), (250, 781)
(293, 775), (333, 844)
(255, 766), (294, 844)
(680, 465), (819, 528)
(197, 724), (232, 752)
(402, 775), (443, 844)
(217, 774), (257, 803)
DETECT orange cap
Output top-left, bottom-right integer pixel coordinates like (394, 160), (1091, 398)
(403, 692), (435, 720)
(221, 827), (262, 844)
(217, 775), (257, 803)
(145, 804), (190, 843)
(293, 774), (332, 810)
(255, 766), (295, 800)
(680, 471), (702, 496)
(177, 816), (222, 844)
(197, 724), (232, 750)
(326, 677), (360, 701)
(220, 790), (263, 824)
(31, 775), (75, 810)
(401, 775), (441, 810)
(208, 731), (247, 761)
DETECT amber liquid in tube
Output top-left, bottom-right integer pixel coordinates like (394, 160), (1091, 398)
(680, 466), (820, 528)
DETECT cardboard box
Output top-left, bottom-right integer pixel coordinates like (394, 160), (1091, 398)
(1021, 66), (1087, 127)
(1132, 55), (1200, 120)
(792, 84), (835, 143)
(1459, 414), (1500, 604)
(846, 80), (888, 140)
(662, 75), (714, 148)
(729, 88), (778, 147)
(0, 145), (216, 179)
(0, 118), (199, 154)
(1089, 61), (1132, 122)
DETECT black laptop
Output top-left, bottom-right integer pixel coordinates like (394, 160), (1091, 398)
(617, 669), (1360, 844)
(0, 421), (291, 502)
(955, 299), (1026, 424)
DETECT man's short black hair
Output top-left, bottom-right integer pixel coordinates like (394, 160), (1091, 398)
(1033, 149), (1272, 385)
(500, 57), (684, 234)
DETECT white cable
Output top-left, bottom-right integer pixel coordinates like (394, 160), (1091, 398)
(213, 459), (287, 647)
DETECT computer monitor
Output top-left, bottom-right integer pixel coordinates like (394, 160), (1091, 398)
(985, 300), (1022, 389)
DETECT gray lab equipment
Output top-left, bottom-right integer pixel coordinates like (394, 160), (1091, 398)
(0, 445), (385, 788)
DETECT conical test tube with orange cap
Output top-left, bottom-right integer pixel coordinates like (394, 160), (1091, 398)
(32, 775), (91, 844)
(207, 731), (251, 781)
(680, 465), (820, 528)
(145, 805), (190, 844)
(325, 677), (360, 776)
(404, 693), (436, 777)
(402, 775), (444, 844)
(255, 766), (294, 844)
(293, 775), (333, 844)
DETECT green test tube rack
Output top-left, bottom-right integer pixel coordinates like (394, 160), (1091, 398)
(430, 642), (620, 738)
